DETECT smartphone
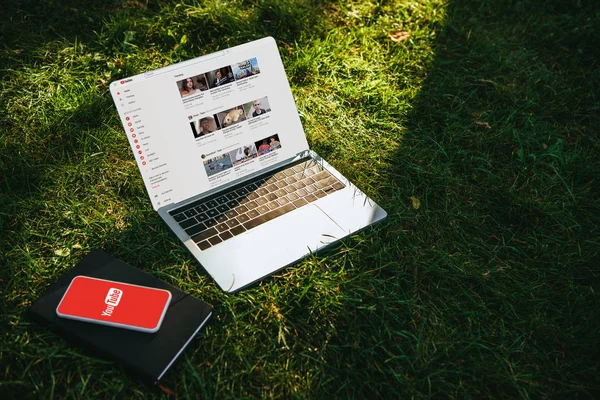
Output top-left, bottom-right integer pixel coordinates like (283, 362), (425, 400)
(56, 275), (172, 333)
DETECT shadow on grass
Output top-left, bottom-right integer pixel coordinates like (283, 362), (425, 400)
(365, 0), (600, 397)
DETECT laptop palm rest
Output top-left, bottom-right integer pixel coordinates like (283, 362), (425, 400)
(192, 204), (347, 292)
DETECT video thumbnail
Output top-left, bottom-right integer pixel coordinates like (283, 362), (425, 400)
(254, 134), (281, 156)
(206, 66), (235, 89)
(177, 74), (209, 97)
(232, 58), (260, 80)
(229, 143), (258, 166)
(243, 96), (271, 119)
(203, 153), (234, 177)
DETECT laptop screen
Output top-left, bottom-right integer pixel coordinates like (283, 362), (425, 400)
(110, 37), (309, 210)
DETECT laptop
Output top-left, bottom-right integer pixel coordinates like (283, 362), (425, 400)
(110, 37), (387, 292)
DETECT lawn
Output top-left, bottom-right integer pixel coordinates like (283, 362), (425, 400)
(1, 0), (599, 398)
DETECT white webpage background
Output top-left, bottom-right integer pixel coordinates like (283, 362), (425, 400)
(110, 38), (309, 210)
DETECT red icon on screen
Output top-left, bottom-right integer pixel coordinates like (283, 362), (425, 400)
(128, 122), (132, 126)
(117, 92), (120, 95)
(125, 117), (130, 121)
(140, 156), (144, 160)
(134, 139), (138, 143)
(120, 80), (124, 84)
(132, 134), (136, 138)
(136, 145), (140, 149)
(142, 162), (146, 166)
(138, 151), (142, 154)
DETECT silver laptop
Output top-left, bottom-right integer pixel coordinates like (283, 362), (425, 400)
(110, 37), (386, 292)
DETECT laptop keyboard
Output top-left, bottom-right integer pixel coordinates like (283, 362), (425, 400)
(168, 159), (346, 250)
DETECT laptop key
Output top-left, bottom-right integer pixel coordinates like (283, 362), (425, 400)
(184, 209), (198, 218)
(293, 181), (306, 190)
(191, 228), (218, 243)
(317, 177), (338, 189)
(197, 240), (211, 250)
(235, 204), (249, 214)
(195, 212), (209, 222)
(257, 205), (270, 214)
(215, 223), (229, 233)
(293, 198), (308, 208)
(305, 194), (318, 203)
(230, 225), (246, 235)
(173, 213), (186, 222)
(302, 177), (316, 185)
(246, 183), (258, 191)
(296, 188), (308, 197)
(312, 171), (329, 181)
(226, 218), (240, 228)
(216, 214), (228, 223)
(216, 196), (228, 205)
(208, 236), (222, 246)
(180, 218), (197, 229)
(195, 204), (209, 213)
(217, 205), (229, 213)
(206, 200), (218, 209)
(237, 213), (250, 223)
(220, 231), (233, 241)
(226, 192), (238, 201)
(225, 210), (238, 219)
(305, 184), (317, 193)
(247, 209), (260, 219)
(185, 222), (207, 236)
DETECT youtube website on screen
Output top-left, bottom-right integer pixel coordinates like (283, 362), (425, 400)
(110, 38), (308, 210)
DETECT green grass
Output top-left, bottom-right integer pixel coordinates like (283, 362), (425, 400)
(1, 0), (599, 398)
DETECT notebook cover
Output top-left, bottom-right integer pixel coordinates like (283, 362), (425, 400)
(28, 249), (213, 384)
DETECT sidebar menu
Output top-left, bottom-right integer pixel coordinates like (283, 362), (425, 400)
(112, 81), (176, 210)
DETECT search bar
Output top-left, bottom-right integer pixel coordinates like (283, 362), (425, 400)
(144, 50), (228, 78)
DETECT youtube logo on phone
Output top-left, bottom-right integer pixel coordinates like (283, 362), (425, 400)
(56, 276), (172, 333)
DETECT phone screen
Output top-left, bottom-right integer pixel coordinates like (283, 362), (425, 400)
(56, 276), (172, 333)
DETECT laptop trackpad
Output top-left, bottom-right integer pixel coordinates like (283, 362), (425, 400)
(202, 204), (347, 291)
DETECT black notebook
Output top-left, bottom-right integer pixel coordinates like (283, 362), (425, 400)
(28, 249), (213, 384)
